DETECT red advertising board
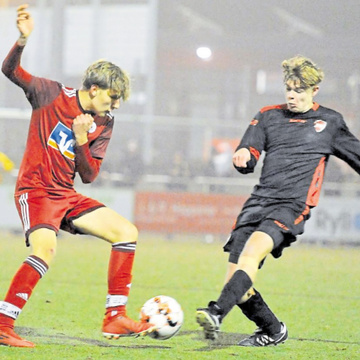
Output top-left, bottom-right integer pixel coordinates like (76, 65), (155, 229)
(134, 192), (247, 234)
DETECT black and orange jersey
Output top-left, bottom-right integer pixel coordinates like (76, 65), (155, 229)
(235, 103), (360, 207)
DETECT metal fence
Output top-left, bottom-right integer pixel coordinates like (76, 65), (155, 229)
(1, 108), (360, 197)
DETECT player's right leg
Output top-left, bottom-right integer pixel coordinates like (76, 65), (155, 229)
(0, 229), (56, 347)
(196, 231), (273, 340)
(196, 270), (253, 340)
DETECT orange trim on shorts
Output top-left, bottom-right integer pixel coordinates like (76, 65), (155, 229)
(274, 220), (289, 231)
(294, 205), (310, 225)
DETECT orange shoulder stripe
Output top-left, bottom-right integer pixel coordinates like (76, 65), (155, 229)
(312, 102), (320, 111)
(260, 104), (287, 113)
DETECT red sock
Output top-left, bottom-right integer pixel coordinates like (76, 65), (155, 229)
(0, 256), (48, 328)
(106, 242), (136, 317)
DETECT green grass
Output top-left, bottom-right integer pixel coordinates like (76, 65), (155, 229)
(0, 231), (359, 359)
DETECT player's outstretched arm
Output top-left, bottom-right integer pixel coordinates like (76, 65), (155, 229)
(16, 4), (34, 46)
(2, 4), (34, 87)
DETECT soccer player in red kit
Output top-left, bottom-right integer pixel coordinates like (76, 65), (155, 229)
(0, 4), (154, 348)
(196, 55), (360, 346)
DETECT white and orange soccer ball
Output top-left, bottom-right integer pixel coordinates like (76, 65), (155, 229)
(140, 295), (184, 340)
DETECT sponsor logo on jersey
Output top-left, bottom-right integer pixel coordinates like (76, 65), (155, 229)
(314, 119), (327, 133)
(47, 122), (76, 160)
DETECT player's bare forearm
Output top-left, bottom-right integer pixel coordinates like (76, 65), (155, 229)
(16, 4), (34, 46)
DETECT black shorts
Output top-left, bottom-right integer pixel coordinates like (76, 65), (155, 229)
(223, 195), (311, 264)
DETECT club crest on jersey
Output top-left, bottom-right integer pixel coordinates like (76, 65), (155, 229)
(250, 119), (258, 126)
(88, 122), (97, 134)
(314, 120), (327, 133)
(47, 122), (76, 160)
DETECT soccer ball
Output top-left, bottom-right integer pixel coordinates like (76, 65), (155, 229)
(140, 295), (184, 340)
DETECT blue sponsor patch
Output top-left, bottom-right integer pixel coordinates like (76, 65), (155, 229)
(47, 122), (76, 160)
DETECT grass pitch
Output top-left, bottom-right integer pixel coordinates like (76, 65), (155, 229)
(0, 230), (359, 360)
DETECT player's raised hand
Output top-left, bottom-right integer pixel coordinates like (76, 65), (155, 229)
(72, 113), (94, 146)
(232, 148), (251, 168)
(16, 4), (34, 39)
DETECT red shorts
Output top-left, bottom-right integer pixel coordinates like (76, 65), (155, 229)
(14, 189), (105, 246)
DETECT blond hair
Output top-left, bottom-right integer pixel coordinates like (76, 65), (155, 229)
(82, 60), (131, 101)
(282, 55), (324, 89)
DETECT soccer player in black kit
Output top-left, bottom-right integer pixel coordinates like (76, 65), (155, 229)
(196, 55), (360, 346)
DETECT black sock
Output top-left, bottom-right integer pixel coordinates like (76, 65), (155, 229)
(238, 288), (281, 335)
(215, 270), (252, 319)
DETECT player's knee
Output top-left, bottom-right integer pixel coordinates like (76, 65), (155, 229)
(238, 255), (260, 270)
(237, 255), (261, 282)
(113, 221), (138, 243)
(126, 222), (138, 242)
(31, 241), (57, 265)
(29, 229), (57, 264)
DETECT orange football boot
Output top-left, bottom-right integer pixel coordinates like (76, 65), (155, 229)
(102, 313), (155, 339)
(0, 326), (35, 348)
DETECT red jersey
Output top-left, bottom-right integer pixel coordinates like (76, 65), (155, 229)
(2, 43), (114, 193)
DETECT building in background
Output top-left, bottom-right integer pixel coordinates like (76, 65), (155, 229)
(0, 0), (360, 178)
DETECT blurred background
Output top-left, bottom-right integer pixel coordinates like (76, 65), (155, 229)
(1, 0), (360, 244)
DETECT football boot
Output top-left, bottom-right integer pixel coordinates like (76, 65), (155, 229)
(238, 322), (288, 347)
(102, 313), (156, 338)
(0, 326), (35, 348)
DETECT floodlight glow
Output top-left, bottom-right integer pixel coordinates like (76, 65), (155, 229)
(196, 47), (212, 60)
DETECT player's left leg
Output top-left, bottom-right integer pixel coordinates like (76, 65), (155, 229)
(222, 262), (285, 341)
(237, 289), (288, 346)
(72, 207), (155, 338)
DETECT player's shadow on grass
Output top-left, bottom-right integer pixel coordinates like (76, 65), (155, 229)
(180, 330), (248, 351)
(16, 327), (360, 350)
(16, 326), (172, 349)
(181, 330), (360, 351)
